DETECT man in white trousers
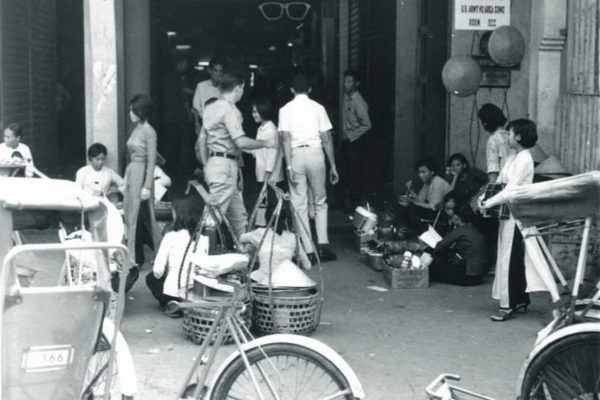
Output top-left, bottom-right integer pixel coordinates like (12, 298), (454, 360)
(279, 74), (339, 263)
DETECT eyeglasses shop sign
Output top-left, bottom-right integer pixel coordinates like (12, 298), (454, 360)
(454, 0), (510, 31)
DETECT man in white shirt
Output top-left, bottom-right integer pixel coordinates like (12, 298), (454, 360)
(279, 75), (339, 262)
(0, 123), (35, 177)
(192, 57), (225, 135)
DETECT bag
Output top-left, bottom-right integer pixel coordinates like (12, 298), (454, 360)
(111, 266), (140, 293)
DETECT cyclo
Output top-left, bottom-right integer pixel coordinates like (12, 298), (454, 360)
(0, 177), (136, 399)
(426, 171), (600, 400)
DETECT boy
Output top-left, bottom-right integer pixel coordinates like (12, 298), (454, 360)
(76, 143), (125, 198)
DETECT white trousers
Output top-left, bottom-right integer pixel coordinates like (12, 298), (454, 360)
(289, 147), (328, 253)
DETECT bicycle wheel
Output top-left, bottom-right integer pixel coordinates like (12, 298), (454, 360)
(520, 332), (600, 400)
(210, 342), (356, 400)
(82, 330), (135, 400)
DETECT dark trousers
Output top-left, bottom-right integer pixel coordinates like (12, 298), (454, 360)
(145, 272), (181, 308)
(341, 135), (369, 210)
(398, 204), (439, 236)
(430, 253), (483, 286)
(134, 202), (155, 265)
(508, 227), (530, 308)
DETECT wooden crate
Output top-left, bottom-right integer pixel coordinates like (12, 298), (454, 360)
(383, 264), (429, 289)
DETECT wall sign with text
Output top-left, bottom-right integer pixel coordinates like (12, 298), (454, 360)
(454, 0), (510, 31)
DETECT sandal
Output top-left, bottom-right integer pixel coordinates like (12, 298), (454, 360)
(491, 307), (515, 322)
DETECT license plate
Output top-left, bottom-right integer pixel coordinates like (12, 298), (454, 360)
(21, 345), (74, 372)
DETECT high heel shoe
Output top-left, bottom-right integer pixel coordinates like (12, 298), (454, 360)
(491, 307), (515, 322)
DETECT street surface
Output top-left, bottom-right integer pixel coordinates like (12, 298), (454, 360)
(122, 218), (555, 399)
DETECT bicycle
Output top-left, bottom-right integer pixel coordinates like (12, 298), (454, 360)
(426, 172), (600, 400)
(172, 275), (364, 400)
(176, 181), (364, 399)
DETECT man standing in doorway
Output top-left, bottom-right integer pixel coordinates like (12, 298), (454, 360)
(162, 55), (195, 177)
(192, 57), (226, 136)
(341, 70), (371, 212)
(279, 74), (339, 263)
(198, 71), (273, 238)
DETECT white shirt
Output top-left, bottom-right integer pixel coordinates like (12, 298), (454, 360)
(0, 143), (34, 177)
(152, 229), (193, 298)
(278, 94), (332, 148)
(253, 121), (283, 183)
(75, 165), (124, 196)
(192, 80), (221, 119)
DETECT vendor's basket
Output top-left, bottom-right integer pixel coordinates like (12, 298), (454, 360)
(183, 299), (252, 344)
(252, 287), (321, 335)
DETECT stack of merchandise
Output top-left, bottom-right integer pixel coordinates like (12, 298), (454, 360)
(381, 240), (432, 289)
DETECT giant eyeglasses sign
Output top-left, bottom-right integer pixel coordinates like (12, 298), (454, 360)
(258, 2), (312, 21)
(454, 0), (510, 31)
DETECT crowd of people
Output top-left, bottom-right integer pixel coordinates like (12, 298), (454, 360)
(0, 55), (556, 323)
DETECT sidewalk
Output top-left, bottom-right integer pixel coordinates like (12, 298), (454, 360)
(121, 211), (556, 399)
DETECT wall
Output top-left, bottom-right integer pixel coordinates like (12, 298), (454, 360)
(0, 0), (58, 172)
(447, 0), (532, 171)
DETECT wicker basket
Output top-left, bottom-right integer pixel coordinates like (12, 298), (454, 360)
(252, 287), (321, 335)
(182, 300), (251, 345)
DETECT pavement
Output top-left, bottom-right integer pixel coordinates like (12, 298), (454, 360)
(120, 212), (557, 400)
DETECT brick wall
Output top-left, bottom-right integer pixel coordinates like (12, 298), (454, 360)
(0, 0), (57, 174)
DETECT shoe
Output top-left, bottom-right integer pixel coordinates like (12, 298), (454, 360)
(491, 307), (515, 322)
(514, 303), (529, 313)
(318, 245), (337, 262)
(164, 301), (183, 318)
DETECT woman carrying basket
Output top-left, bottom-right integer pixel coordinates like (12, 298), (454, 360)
(480, 119), (557, 322)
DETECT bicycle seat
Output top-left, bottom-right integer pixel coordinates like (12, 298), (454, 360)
(191, 253), (249, 277)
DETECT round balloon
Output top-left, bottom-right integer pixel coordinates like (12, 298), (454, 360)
(488, 25), (525, 67)
(441, 55), (481, 97)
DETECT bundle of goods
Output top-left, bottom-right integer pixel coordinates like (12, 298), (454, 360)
(381, 240), (432, 289)
(251, 260), (321, 335)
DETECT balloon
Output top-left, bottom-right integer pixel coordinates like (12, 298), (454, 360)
(441, 55), (481, 97)
(488, 25), (525, 67)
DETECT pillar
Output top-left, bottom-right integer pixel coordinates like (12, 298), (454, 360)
(394, 0), (419, 194)
(528, 0), (567, 154)
(83, 0), (123, 172)
(123, 0), (151, 135)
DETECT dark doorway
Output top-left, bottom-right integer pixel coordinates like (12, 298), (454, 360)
(416, 0), (448, 164)
(56, 0), (86, 178)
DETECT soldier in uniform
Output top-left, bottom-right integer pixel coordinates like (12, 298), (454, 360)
(198, 71), (273, 238)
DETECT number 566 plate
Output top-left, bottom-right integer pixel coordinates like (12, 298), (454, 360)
(21, 345), (74, 372)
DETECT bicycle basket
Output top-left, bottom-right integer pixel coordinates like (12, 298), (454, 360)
(182, 300), (252, 345)
(251, 286), (321, 335)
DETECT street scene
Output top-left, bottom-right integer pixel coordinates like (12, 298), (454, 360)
(0, 1), (599, 400)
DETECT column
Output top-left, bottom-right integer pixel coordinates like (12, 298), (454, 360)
(83, 0), (123, 172)
(529, 0), (567, 154)
(123, 0), (151, 134)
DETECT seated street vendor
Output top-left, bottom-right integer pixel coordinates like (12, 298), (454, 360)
(0, 123), (35, 177)
(399, 157), (450, 235)
(146, 195), (202, 317)
(76, 143), (125, 198)
(428, 204), (488, 286)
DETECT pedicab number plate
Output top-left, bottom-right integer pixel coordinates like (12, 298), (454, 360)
(21, 345), (74, 372)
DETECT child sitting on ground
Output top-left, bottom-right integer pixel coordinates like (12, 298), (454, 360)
(146, 194), (203, 317)
(76, 143), (125, 199)
(0, 123), (35, 177)
(428, 204), (488, 286)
